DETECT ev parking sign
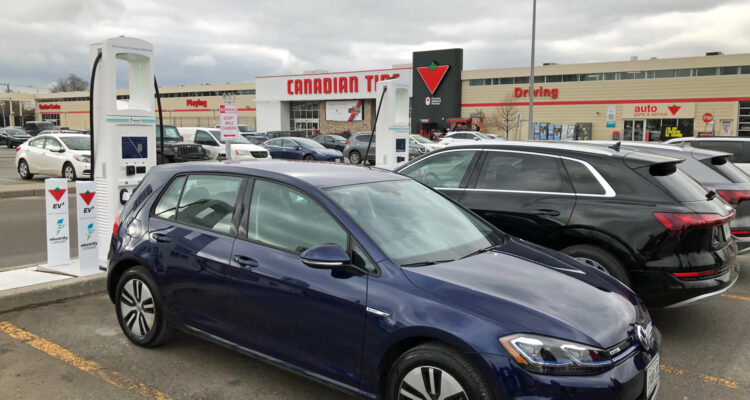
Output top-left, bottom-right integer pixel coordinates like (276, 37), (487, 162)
(220, 104), (238, 141)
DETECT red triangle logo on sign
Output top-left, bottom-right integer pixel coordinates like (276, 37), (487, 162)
(80, 190), (95, 205)
(668, 105), (681, 115)
(49, 187), (66, 201)
(417, 61), (450, 95)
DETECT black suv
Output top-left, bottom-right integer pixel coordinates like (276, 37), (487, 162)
(24, 121), (57, 136)
(155, 125), (208, 164)
(397, 142), (739, 308)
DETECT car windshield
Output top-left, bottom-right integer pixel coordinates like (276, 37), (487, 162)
(210, 130), (250, 144)
(238, 126), (253, 132)
(411, 135), (432, 143)
(60, 136), (91, 150)
(5, 129), (26, 136)
(155, 126), (182, 141)
(294, 138), (326, 149)
(326, 180), (505, 266)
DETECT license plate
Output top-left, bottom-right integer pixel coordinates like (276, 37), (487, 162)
(335, 158), (341, 163)
(646, 353), (660, 398)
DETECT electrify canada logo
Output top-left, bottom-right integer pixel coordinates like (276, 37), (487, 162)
(417, 60), (450, 95)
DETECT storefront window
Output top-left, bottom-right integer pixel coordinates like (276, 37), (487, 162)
(562, 74), (579, 82)
(675, 68), (692, 77)
(602, 72), (617, 80)
(514, 77), (529, 84)
(696, 67), (717, 76)
(720, 66), (739, 75)
(742, 66), (750, 74)
(545, 75), (562, 82)
(289, 101), (319, 136)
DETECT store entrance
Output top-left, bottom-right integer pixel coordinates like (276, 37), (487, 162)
(623, 120), (645, 141)
(623, 119), (694, 142)
(294, 120), (319, 136)
(289, 101), (320, 137)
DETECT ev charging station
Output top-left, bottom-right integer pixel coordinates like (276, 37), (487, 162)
(89, 37), (158, 268)
(374, 77), (411, 169)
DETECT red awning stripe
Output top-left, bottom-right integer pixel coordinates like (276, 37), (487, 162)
(462, 97), (750, 108)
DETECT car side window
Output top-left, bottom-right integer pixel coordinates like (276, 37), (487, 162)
(476, 151), (573, 193)
(357, 134), (371, 143)
(175, 174), (243, 234)
(401, 150), (476, 188)
(153, 176), (187, 220)
(29, 138), (46, 148)
(247, 180), (348, 254)
(46, 138), (63, 152)
(696, 141), (743, 162)
(195, 131), (214, 145)
(282, 139), (298, 149)
(351, 241), (376, 273)
(562, 159), (606, 195)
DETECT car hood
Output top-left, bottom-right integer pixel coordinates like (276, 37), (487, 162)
(402, 237), (640, 348)
(229, 143), (268, 152)
(313, 148), (343, 156)
(70, 150), (91, 157)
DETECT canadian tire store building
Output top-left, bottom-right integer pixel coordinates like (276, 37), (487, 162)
(8, 50), (750, 141)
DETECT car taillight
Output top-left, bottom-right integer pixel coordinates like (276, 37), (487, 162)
(345, 140), (349, 144)
(672, 269), (719, 279)
(653, 211), (735, 234)
(112, 215), (120, 237)
(437, 138), (442, 142)
(716, 189), (750, 206)
(732, 230), (750, 236)
(15, 146), (20, 152)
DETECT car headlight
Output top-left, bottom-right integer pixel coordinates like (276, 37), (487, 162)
(499, 334), (615, 375)
(73, 154), (91, 163)
(172, 146), (179, 153)
(234, 150), (251, 156)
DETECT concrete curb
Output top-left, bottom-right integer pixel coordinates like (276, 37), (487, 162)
(0, 272), (106, 314)
(0, 184), (76, 200)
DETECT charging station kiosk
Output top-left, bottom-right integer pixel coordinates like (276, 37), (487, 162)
(90, 37), (157, 268)
(374, 77), (411, 169)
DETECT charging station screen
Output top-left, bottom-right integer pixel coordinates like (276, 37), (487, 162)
(122, 137), (148, 159)
(396, 138), (406, 152)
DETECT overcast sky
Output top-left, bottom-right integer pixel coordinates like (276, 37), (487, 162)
(2, 0), (749, 91)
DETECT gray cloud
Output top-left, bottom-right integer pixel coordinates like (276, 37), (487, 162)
(1, 0), (748, 90)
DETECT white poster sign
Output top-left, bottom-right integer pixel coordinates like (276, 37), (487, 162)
(45, 178), (70, 267)
(76, 181), (99, 275)
(325, 100), (363, 121)
(220, 104), (238, 141)
(606, 105), (616, 128)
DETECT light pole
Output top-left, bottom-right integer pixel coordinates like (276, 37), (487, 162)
(527, 0), (537, 140)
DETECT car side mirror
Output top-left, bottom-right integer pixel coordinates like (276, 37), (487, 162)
(295, 146), (302, 150)
(300, 244), (350, 269)
(474, 137), (480, 140)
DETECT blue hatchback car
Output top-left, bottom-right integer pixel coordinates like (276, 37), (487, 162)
(108, 161), (661, 400)
(263, 136), (344, 161)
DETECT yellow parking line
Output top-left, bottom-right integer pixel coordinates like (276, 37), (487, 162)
(722, 293), (750, 302)
(0, 321), (171, 400)
(660, 364), (741, 390)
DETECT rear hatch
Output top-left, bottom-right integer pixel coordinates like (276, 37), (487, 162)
(629, 154), (736, 277)
(697, 151), (750, 236)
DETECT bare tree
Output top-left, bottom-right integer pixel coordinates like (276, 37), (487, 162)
(484, 94), (522, 140)
(49, 74), (89, 93)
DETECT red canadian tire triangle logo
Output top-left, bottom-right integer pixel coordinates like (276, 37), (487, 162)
(417, 61), (450, 95)
(80, 190), (95, 205)
(49, 187), (66, 201)
(668, 104), (681, 115)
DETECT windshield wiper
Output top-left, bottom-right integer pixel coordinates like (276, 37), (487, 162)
(461, 244), (503, 259)
(401, 259), (454, 268)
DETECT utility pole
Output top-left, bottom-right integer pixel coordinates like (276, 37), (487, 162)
(527, 0), (537, 140)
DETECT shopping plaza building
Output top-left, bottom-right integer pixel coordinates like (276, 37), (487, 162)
(2, 49), (749, 141)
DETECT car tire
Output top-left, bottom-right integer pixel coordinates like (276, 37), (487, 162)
(561, 244), (632, 287)
(115, 265), (173, 347)
(349, 150), (361, 165)
(303, 154), (315, 161)
(386, 342), (492, 400)
(18, 159), (33, 179)
(62, 163), (77, 182)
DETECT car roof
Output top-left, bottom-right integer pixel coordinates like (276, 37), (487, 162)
(155, 160), (407, 189)
(584, 141), (732, 160)
(37, 133), (88, 138)
(667, 137), (750, 142)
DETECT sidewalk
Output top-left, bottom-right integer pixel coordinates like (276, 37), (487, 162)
(0, 180), (77, 199)
(0, 259), (105, 313)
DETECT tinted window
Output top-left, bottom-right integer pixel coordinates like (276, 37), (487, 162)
(265, 139), (282, 147)
(476, 152), (572, 193)
(154, 176), (187, 220)
(60, 137), (90, 150)
(649, 167), (708, 202)
(356, 134), (371, 142)
(676, 157), (728, 183)
(694, 141), (745, 162)
(401, 150), (476, 188)
(352, 241), (376, 273)
(29, 138), (46, 148)
(281, 139), (298, 148)
(176, 175), (242, 234)
(562, 159), (606, 195)
(195, 131), (215, 145)
(703, 157), (750, 183)
(45, 138), (63, 152)
(247, 180), (347, 253)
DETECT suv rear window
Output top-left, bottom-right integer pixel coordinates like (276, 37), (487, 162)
(355, 134), (371, 142)
(694, 141), (747, 163)
(703, 156), (750, 183)
(648, 164), (709, 202)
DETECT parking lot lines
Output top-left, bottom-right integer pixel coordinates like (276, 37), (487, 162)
(660, 364), (742, 391)
(0, 321), (172, 400)
(722, 293), (750, 302)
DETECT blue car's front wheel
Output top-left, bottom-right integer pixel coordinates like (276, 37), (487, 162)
(115, 265), (172, 347)
(303, 154), (315, 161)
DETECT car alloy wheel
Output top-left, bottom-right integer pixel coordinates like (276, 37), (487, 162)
(119, 278), (156, 338)
(304, 154), (315, 161)
(63, 164), (76, 181)
(349, 151), (361, 164)
(18, 160), (32, 179)
(399, 366), (468, 400)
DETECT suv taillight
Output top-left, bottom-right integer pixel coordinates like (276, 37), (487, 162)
(345, 140), (349, 144)
(716, 190), (750, 206)
(112, 215), (120, 237)
(653, 211), (735, 234)
(15, 146), (20, 152)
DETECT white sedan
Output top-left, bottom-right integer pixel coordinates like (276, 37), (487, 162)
(180, 127), (271, 161)
(436, 131), (496, 147)
(16, 133), (91, 181)
(410, 134), (441, 152)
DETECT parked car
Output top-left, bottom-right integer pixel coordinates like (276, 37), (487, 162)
(436, 131), (495, 147)
(23, 121), (57, 136)
(263, 137), (343, 161)
(0, 127), (31, 148)
(588, 141), (750, 254)
(264, 130), (307, 139)
(313, 134), (348, 151)
(397, 141), (739, 308)
(16, 133), (91, 181)
(410, 134), (440, 152)
(154, 125), (208, 164)
(486, 134), (508, 141)
(343, 132), (426, 165)
(666, 137), (750, 174)
(179, 127), (270, 161)
(240, 133), (267, 145)
(108, 161), (660, 400)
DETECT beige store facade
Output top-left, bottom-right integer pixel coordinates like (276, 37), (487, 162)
(462, 53), (750, 141)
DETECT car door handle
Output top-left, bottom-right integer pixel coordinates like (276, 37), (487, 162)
(151, 232), (171, 243)
(531, 209), (561, 217)
(233, 255), (259, 268)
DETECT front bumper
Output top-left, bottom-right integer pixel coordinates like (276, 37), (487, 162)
(74, 162), (91, 177)
(481, 328), (662, 399)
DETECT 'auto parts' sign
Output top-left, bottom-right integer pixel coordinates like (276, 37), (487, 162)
(623, 103), (695, 119)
